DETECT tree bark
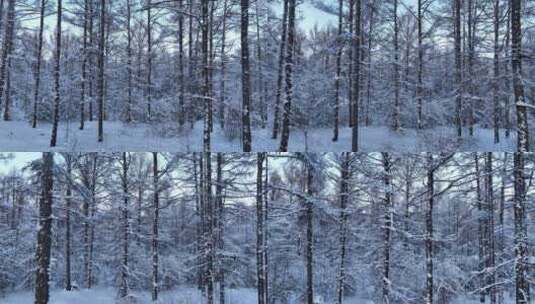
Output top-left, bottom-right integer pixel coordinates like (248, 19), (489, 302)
(241, 0), (252, 152)
(382, 153), (393, 303)
(120, 152), (129, 298)
(65, 154), (72, 291)
(511, 0), (529, 151)
(425, 153), (434, 304)
(337, 153), (350, 304)
(151, 152), (159, 301)
(256, 153), (265, 304)
(332, 0), (343, 141)
(32, 0), (46, 128)
(454, 0), (462, 138)
(0, 0), (14, 120)
(351, 0), (361, 151)
(513, 152), (529, 303)
(278, 0), (296, 152)
(97, 0), (105, 142)
(34, 153), (54, 304)
(272, 0), (288, 139)
(50, 0), (62, 147)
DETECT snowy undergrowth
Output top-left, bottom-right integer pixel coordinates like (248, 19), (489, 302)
(1, 288), (514, 304)
(1, 287), (257, 304)
(0, 120), (516, 151)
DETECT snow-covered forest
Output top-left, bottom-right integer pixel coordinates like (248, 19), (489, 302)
(0, 152), (533, 303)
(0, 0), (533, 151)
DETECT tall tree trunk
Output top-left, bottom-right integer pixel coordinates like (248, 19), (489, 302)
(146, 0), (152, 121)
(305, 156), (314, 304)
(219, 0), (228, 129)
(351, 0), (361, 151)
(0, 0), (14, 119)
(88, 0), (94, 122)
(475, 153), (486, 303)
(204, 152), (215, 304)
(493, 0), (500, 143)
(50, 0), (62, 147)
(125, 0), (132, 123)
(392, 0), (400, 131)
(337, 153), (350, 304)
(278, 0), (295, 152)
(332, 0), (343, 141)
(513, 152), (529, 303)
(365, 1), (375, 127)
(241, 0), (252, 152)
(152, 152), (159, 301)
(272, 0), (288, 139)
(65, 154), (72, 291)
(32, 0), (46, 128)
(454, 0), (462, 138)
(382, 153), (393, 303)
(79, 0), (88, 129)
(511, 0), (529, 151)
(425, 153), (434, 304)
(416, 0), (423, 129)
(97, 0), (105, 142)
(34, 153), (54, 304)
(255, 2), (266, 129)
(178, 0), (185, 126)
(256, 153), (265, 304)
(202, 0), (211, 151)
(216, 153), (225, 304)
(485, 153), (496, 304)
(120, 152), (129, 298)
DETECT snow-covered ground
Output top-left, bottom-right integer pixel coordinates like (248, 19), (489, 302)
(1, 287), (514, 304)
(1, 287), (256, 304)
(0, 120), (516, 152)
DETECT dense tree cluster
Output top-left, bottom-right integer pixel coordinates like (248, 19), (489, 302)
(0, 0), (532, 150)
(0, 152), (533, 303)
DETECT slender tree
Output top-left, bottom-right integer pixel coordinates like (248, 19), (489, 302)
(332, 0), (343, 141)
(31, 0), (46, 128)
(241, 0), (252, 152)
(272, 0), (289, 139)
(34, 153), (54, 304)
(454, 0), (462, 138)
(97, 0), (105, 142)
(278, 0), (296, 152)
(64, 154), (72, 291)
(511, 0), (528, 151)
(49, 0), (62, 147)
(256, 153), (266, 304)
(513, 152), (529, 303)
(119, 152), (130, 298)
(351, 0), (361, 151)
(151, 152), (159, 301)
(0, 0), (14, 118)
(336, 153), (350, 304)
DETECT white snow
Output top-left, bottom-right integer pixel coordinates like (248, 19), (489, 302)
(1, 287), (257, 304)
(0, 120), (516, 152)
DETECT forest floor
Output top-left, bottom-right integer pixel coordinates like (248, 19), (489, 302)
(0, 287), (515, 303)
(0, 120), (516, 152)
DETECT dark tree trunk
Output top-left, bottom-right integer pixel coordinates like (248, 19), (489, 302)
(392, 0), (400, 131)
(125, 0), (132, 123)
(485, 153), (496, 304)
(256, 153), (265, 304)
(65, 154), (72, 291)
(178, 0), (185, 126)
(492, 0), (500, 143)
(202, 0), (211, 151)
(513, 152), (529, 303)
(278, 0), (296, 152)
(351, 0), (361, 151)
(511, 0), (529, 151)
(97, 0), (105, 142)
(332, 0), (343, 142)
(416, 0), (423, 128)
(305, 158), (314, 304)
(0, 0), (14, 120)
(337, 153), (350, 304)
(219, 0), (228, 129)
(32, 0), (46, 128)
(146, 0), (152, 120)
(50, 0), (62, 147)
(454, 0), (462, 138)
(425, 153), (434, 304)
(241, 0), (252, 152)
(34, 153), (54, 304)
(272, 0), (288, 139)
(382, 153), (393, 303)
(120, 152), (129, 298)
(152, 152), (159, 301)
